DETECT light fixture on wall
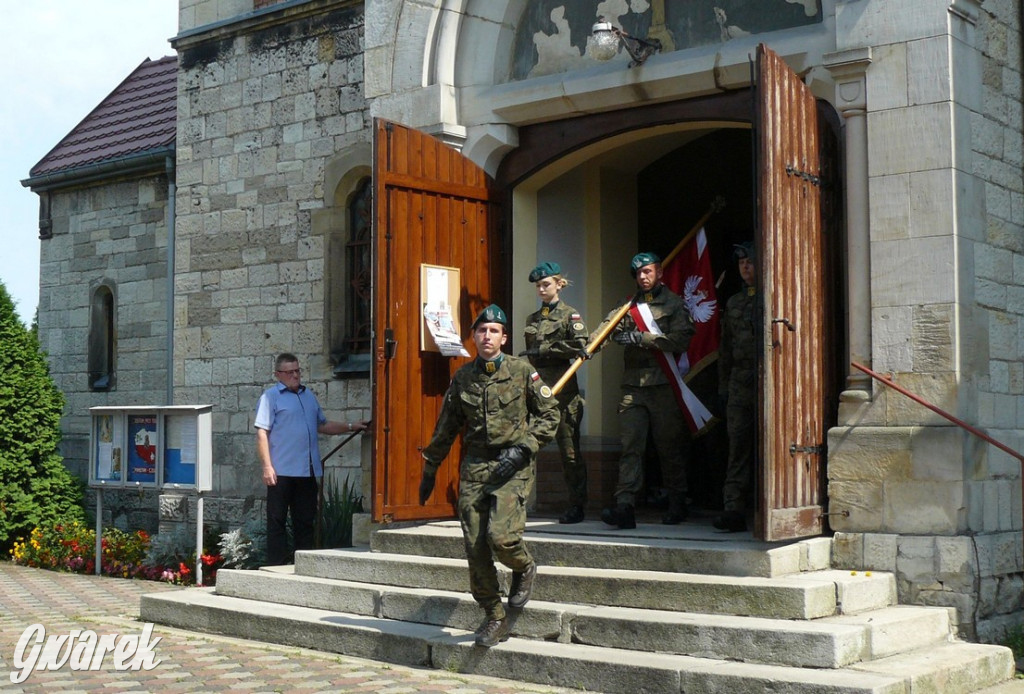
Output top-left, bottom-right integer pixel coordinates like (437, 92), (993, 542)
(588, 16), (662, 67)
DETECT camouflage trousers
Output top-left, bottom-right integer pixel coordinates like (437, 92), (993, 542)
(615, 384), (690, 507)
(554, 393), (586, 507)
(723, 388), (756, 512)
(457, 475), (533, 621)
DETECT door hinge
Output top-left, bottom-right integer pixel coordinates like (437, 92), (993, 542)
(785, 164), (821, 186)
(789, 442), (824, 456)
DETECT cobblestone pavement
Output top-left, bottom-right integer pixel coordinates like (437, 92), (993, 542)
(0, 562), (582, 693)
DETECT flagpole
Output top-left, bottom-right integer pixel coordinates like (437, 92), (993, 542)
(550, 196), (726, 396)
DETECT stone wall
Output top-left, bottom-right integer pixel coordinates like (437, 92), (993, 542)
(39, 175), (171, 484)
(829, 0), (1023, 642)
(170, 0), (371, 530)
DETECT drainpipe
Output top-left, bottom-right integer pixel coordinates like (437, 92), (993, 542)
(165, 155), (176, 406)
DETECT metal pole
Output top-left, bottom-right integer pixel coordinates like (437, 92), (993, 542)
(195, 494), (204, 586)
(94, 489), (103, 576)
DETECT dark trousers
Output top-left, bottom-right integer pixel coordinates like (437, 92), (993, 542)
(266, 475), (318, 565)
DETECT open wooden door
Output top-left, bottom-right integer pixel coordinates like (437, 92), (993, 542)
(371, 119), (503, 523)
(756, 44), (827, 541)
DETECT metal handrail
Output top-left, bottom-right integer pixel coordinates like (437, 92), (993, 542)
(852, 361), (1024, 539)
(851, 362), (1023, 464)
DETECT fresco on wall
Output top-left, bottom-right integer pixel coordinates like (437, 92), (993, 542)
(511, 0), (821, 80)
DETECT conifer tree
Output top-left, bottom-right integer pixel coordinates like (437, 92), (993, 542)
(0, 282), (84, 550)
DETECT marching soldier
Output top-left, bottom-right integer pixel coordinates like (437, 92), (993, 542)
(591, 252), (695, 529)
(714, 242), (758, 532)
(520, 262), (590, 524)
(418, 305), (559, 647)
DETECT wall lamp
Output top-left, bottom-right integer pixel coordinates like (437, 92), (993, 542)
(588, 16), (662, 67)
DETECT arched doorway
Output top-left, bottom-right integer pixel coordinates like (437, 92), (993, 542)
(372, 47), (844, 542)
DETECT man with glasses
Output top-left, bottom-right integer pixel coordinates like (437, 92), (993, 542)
(255, 352), (368, 565)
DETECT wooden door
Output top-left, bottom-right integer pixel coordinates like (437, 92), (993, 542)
(756, 44), (827, 541)
(371, 119), (502, 522)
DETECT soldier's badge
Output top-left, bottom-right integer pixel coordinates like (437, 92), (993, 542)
(540, 385), (553, 398)
(573, 322), (585, 331)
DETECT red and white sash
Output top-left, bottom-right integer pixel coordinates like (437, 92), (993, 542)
(629, 301), (715, 432)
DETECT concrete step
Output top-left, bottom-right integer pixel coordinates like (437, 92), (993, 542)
(370, 519), (833, 578)
(214, 567), (946, 668)
(293, 547), (894, 620)
(140, 588), (1013, 694)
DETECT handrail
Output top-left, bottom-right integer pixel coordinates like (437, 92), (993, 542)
(851, 362), (1023, 464)
(852, 361), (1024, 542)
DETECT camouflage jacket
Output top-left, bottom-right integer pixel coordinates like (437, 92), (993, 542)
(593, 284), (695, 388)
(718, 285), (758, 398)
(523, 301), (588, 397)
(422, 355), (559, 480)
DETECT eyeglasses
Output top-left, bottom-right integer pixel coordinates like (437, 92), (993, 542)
(276, 368), (301, 376)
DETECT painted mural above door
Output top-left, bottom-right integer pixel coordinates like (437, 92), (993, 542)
(511, 0), (822, 80)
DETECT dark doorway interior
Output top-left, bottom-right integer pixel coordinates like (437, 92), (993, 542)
(635, 128), (755, 513)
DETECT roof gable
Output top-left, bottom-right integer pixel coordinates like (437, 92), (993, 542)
(30, 56), (177, 178)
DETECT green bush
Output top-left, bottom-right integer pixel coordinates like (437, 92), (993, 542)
(0, 282), (84, 551)
(318, 473), (363, 549)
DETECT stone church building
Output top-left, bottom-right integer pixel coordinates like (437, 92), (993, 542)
(22, 0), (1024, 641)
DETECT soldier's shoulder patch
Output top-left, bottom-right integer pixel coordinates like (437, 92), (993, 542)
(572, 322), (585, 332)
(540, 385), (553, 398)
(571, 313), (581, 321)
(530, 371), (541, 381)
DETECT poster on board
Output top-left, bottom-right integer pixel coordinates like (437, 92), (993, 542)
(126, 414), (158, 484)
(93, 414), (123, 482)
(164, 415), (198, 485)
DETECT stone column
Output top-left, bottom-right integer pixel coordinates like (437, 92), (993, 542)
(823, 47), (872, 398)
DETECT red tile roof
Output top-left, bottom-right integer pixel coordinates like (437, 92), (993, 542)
(30, 56), (177, 177)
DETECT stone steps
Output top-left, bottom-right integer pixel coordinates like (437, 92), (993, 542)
(139, 521), (1016, 693)
(142, 587), (1012, 694)
(369, 519), (830, 578)
(294, 547), (894, 619)
(212, 565), (949, 668)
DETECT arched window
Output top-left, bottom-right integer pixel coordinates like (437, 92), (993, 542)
(321, 143), (373, 378)
(345, 178), (372, 354)
(88, 283), (116, 390)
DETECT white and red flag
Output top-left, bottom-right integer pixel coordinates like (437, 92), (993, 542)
(638, 227), (720, 433)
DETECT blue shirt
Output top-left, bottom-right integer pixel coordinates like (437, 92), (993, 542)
(254, 382), (327, 477)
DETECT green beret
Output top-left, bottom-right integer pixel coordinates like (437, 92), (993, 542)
(528, 261), (561, 283)
(733, 242), (755, 260)
(630, 252), (661, 276)
(471, 304), (507, 328)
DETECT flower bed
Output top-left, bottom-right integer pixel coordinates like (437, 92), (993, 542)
(8, 520), (223, 586)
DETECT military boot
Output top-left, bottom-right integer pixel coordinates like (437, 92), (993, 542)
(601, 504), (636, 530)
(558, 505), (584, 524)
(508, 562), (537, 609)
(662, 499), (689, 525)
(474, 617), (510, 647)
(713, 510), (746, 532)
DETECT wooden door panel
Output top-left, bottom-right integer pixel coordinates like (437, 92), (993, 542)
(757, 44), (826, 541)
(372, 119), (500, 522)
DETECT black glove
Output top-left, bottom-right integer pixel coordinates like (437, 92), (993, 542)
(489, 444), (531, 484)
(418, 470), (436, 505)
(612, 330), (643, 347)
(576, 348), (593, 361)
(518, 348), (540, 358)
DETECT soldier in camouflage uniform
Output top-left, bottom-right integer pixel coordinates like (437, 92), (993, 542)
(418, 304), (559, 647)
(520, 262), (590, 524)
(714, 242), (758, 532)
(591, 252), (695, 530)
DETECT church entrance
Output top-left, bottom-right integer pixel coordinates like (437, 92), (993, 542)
(371, 46), (843, 542)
